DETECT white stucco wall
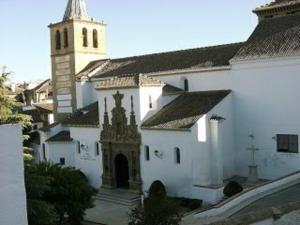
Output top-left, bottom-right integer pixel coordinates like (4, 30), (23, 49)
(0, 124), (28, 225)
(47, 142), (76, 166)
(76, 81), (98, 109)
(156, 56), (300, 180)
(140, 94), (232, 203)
(70, 127), (102, 188)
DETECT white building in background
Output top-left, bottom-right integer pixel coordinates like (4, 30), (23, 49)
(39, 0), (300, 203)
(0, 123), (28, 225)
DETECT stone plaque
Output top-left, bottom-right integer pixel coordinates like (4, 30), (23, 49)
(55, 55), (70, 63)
(56, 62), (70, 70)
(57, 75), (70, 82)
(57, 107), (73, 113)
(57, 94), (72, 101)
(56, 81), (72, 89)
(57, 88), (71, 95)
(56, 68), (71, 76)
(58, 100), (71, 107)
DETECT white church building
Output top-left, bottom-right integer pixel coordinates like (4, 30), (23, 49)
(39, 0), (300, 203)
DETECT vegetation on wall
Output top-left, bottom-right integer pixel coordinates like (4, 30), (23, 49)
(0, 67), (30, 125)
(129, 181), (182, 225)
(223, 181), (243, 198)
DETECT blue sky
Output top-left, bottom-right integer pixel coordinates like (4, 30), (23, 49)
(0, 0), (270, 82)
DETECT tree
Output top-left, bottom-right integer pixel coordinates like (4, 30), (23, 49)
(25, 162), (97, 225)
(128, 197), (182, 225)
(24, 159), (59, 225)
(0, 67), (30, 124)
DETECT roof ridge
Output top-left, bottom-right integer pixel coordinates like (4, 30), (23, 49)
(106, 42), (244, 62)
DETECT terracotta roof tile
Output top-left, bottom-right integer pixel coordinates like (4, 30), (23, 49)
(46, 131), (73, 142)
(162, 84), (184, 96)
(62, 102), (99, 127)
(77, 43), (244, 79)
(95, 75), (164, 90)
(142, 90), (231, 130)
(232, 14), (300, 61)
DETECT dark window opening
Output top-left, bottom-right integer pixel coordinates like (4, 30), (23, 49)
(42, 143), (46, 161)
(95, 142), (100, 156)
(175, 147), (181, 164)
(60, 158), (65, 165)
(145, 146), (150, 161)
(149, 96), (153, 109)
(82, 28), (88, 47)
(77, 141), (81, 154)
(277, 134), (298, 153)
(64, 28), (69, 48)
(184, 79), (189, 91)
(93, 29), (98, 48)
(55, 30), (61, 50)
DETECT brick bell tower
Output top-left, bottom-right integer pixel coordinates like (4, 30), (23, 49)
(49, 0), (106, 121)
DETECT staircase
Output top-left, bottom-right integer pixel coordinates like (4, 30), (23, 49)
(95, 188), (141, 206)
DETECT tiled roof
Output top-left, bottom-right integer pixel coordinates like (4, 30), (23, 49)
(77, 43), (244, 79)
(95, 75), (164, 90)
(39, 122), (60, 132)
(62, 102), (99, 127)
(162, 84), (184, 96)
(142, 90), (231, 130)
(22, 109), (43, 123)
(254, 0), (300, 13)
(34, 103), (53, 113)
(232, 14), (300, 61)
(46, 131), (73, 142)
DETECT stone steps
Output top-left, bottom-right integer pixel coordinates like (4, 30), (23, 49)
(95, 188), (141, 206)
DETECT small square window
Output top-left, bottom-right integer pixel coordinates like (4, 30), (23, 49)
(60, 158), (65, 165)
(277, 134), (298, 153)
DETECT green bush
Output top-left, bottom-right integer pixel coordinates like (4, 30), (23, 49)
(149, 180), (166, 199)
(25, 162), (97, 225)
(223, 181), (243, 198)
(129, 197), (181, 225)
(175, 197), (202, 210)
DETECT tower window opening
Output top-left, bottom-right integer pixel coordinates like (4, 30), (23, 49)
(55, 30), (61, 50)
(63, 28), (69, 48)
(93, 29), (98, 48)
(83, 28), (88, 47)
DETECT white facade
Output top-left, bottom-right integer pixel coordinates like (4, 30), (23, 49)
(41, 0), (300, 204)
(0, 124), (28, 225)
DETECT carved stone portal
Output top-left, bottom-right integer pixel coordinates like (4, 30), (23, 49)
(100, 91), (142, 193)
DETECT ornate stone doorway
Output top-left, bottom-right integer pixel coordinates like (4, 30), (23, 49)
(115, 154), (129, 189)
(100, 92), (142, 193)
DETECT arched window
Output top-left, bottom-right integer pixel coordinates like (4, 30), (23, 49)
(184, 78), (189, 91)
(175, 147), (181, 164)
(63, 28), (69, 48)
(93, 29), (98, 48)
(145, 146), (150, 161)
(82, 28), (88, 47)
(55, 30), (61, 50)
